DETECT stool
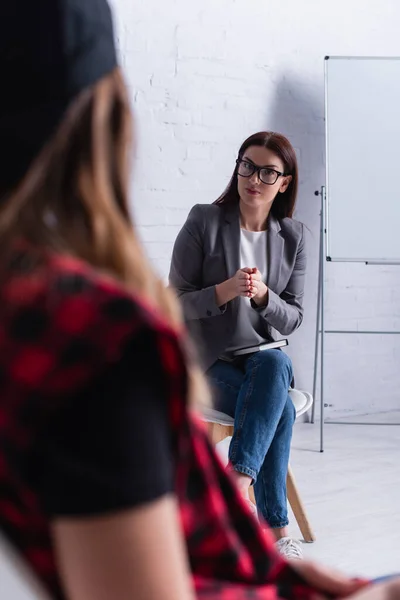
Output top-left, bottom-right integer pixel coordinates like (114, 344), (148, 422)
(202, 389), (316, 543)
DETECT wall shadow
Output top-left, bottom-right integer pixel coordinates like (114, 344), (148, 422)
(264, 75), (325, 401)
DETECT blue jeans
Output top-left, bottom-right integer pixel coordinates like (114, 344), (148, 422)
(207, 350), (295, 529)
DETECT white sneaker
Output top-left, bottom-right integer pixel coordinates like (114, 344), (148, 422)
(276, 537), (303, 560)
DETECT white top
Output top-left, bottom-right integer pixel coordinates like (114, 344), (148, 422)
(240, 229), (268, 280)
(223, 229), (269, 356)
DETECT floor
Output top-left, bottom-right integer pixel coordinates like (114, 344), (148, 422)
(289, 412), (400, 578)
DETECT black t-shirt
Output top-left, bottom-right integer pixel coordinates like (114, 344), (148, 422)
(33, 332), (174, 516)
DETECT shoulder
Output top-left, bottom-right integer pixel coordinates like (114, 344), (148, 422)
(276, 218), (306, 257)
(46, 253), (183, 362)
(187, 203), (225, 223)
(182, 204), (225, 240)
(1, 246), (184, 393)
(278, 217), (304, 239)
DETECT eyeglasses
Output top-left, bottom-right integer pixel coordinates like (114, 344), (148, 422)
(236, 159), (287, 185)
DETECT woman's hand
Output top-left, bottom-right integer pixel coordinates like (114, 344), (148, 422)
(247, 268), (269, 306)
(290, 561), (400, 600)
(216, 268), (268, 307)
(231, 268), (256, 298)
(290, 560), (371, 598)
(215, 269), (255, 307)
(350, 580), (400, 600)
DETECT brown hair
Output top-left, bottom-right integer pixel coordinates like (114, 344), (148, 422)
(0, 68), (209, 405)
(214, 131), (298, 219)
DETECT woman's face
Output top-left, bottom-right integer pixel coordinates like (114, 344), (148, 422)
(237, 145), (292, 210)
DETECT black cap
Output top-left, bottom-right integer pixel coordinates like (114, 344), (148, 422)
(0, 0), (118, 197)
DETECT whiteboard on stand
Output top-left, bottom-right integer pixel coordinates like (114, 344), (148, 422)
(325, 56), (400, 264)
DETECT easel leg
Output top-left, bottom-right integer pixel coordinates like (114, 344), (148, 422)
(320, 186), (326, 452)
(311, 187), (326, 452)
(311, 205), (323, 424)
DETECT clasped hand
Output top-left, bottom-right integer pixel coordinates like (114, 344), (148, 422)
(231, 267), (268, 304)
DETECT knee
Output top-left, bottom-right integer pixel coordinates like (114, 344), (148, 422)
(252, 349), (293, 380)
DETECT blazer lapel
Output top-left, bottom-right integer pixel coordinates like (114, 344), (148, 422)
(267, 215), (283, 291)
(220, 207), (283, 291)
(221, 205), (240, 279)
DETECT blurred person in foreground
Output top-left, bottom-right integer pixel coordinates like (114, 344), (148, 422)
(0, 1), (398, 599)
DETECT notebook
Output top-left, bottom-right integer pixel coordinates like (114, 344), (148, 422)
(232, 339), (288, 357)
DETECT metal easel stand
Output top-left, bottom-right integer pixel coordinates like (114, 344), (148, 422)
(311, 186), (400, 453)
(311, 187), (326, 451)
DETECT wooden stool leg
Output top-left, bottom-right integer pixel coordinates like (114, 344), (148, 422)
(248, 485), (256, 505)
(287, 465), (316, 543)
(208, 423), (234, 445)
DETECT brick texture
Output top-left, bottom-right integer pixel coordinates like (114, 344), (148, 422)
(110, 0), (400, 418)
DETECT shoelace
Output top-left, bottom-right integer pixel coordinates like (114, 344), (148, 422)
(277, 538), (303, 560)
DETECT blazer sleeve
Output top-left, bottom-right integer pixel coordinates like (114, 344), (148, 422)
(252, 223), (306, 336)
(169, 204), (227, 321)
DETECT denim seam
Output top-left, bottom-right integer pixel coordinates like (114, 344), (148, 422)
(258, 466), (289, 528)
(231, 463), (257, 482)
(212, 378), (240, 394)
(268, 519), (289, 529)
(248, 351), (293, 384)
(229, 360), (259, 464)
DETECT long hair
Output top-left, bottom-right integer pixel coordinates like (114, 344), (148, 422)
(0, 68), (209, 406)
(214, 131), (299, 219)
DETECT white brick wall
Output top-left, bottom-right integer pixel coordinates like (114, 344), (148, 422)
(111, 0), (400, 418)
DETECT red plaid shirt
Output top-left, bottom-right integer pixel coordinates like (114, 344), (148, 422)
(0, 245), (319, 599)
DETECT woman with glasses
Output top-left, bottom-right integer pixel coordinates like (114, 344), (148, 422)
(170, 131), (305, 559)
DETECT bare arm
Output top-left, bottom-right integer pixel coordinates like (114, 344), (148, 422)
(53, 495), (194, 600)
(290, 560), (400, 600)
(36, 329), (195, 600)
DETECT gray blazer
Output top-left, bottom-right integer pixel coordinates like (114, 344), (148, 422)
(169, 203), (306, 371)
